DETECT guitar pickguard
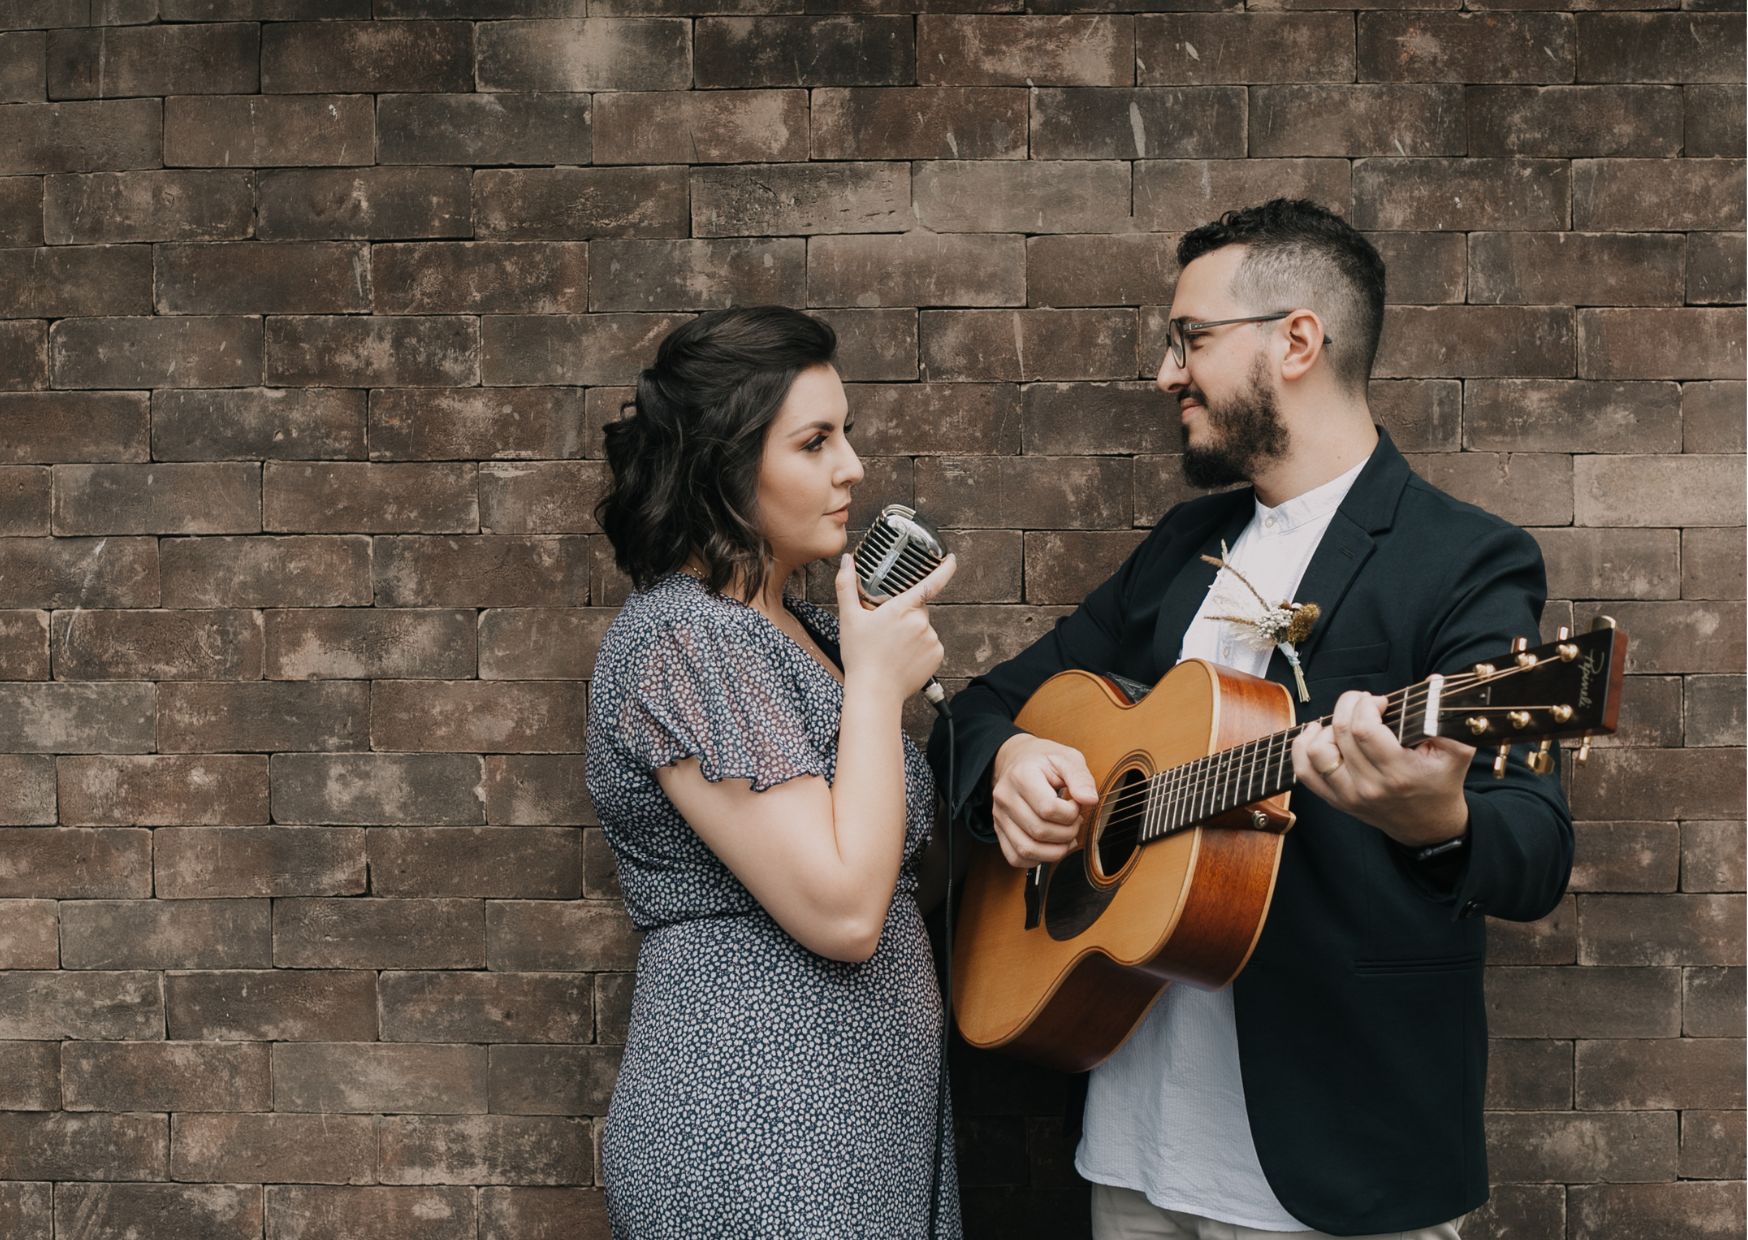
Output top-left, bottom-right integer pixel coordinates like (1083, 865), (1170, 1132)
(1042, 849), (1117, 941)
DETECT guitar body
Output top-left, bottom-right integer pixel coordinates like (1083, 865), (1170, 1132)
(951, 660), (1298, 1073)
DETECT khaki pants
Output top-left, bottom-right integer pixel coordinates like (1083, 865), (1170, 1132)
(1091, 1184), (1462, 1240)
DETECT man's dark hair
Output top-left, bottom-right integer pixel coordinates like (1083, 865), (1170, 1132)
(1177, 199), (1385, 392)
(596, 305), (838, 600)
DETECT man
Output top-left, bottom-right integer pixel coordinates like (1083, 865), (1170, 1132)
(928, 199), (1572, 1239)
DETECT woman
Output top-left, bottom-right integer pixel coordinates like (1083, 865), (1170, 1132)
(585, 306), (962, 1237)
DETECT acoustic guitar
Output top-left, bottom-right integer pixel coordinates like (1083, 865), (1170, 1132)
(950, 620), (1627, 1073)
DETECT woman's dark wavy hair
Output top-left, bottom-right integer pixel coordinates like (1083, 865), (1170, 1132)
(596, 306), (838, 601)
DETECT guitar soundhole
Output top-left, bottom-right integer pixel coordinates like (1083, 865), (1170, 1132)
(1092, 766), (1148, 883)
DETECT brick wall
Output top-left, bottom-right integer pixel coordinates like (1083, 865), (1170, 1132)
(0, 6), (1742, 1239)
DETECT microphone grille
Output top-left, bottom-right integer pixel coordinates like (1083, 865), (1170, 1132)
(852, 504), (947, 603)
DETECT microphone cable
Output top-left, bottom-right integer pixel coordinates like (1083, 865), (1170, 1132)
(925, 695), (953, 1240)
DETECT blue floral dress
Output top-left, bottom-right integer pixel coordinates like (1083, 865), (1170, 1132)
(585, 571), (960, 1239)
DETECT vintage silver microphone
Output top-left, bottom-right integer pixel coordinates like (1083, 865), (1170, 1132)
(850, 503), (949, 714)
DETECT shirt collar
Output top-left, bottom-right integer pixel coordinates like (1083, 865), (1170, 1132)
(1251, 458), (1367, 535)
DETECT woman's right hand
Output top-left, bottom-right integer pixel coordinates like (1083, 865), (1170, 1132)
(833, 551), (955, 699)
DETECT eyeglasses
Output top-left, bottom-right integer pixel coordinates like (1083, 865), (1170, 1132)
(1164, 312), (1332, 370)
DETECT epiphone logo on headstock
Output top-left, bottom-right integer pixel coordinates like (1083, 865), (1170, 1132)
(1577, 650), (1604, 710)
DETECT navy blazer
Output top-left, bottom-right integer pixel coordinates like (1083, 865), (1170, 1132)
(927, 429), (1573, 1236)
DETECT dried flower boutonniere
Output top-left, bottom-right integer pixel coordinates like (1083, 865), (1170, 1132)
(1201, 542), (1321, 703)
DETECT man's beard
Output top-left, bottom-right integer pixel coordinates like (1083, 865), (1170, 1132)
(1179, 357), (1290, 489)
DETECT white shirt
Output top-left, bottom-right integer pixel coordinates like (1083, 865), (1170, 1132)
(1074, 459), (1366, 1230)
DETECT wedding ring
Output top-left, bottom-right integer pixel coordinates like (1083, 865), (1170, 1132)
(1316, 756), (1344, 778)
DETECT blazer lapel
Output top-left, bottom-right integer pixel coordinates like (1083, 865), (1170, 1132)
(1151, 493), (1253, 671)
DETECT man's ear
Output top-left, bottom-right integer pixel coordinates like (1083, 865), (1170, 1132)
(1278, 309), (1329, 383)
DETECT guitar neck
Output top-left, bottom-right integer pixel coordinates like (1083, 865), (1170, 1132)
(1140, 680), (1436, 842)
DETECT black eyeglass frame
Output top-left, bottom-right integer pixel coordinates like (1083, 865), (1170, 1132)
(1165, 311), (1333, 369)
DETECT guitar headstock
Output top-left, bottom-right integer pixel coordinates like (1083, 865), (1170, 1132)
(1429, 617), (1627, 776)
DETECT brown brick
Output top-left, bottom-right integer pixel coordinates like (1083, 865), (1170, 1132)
(589, 237), (803, 312)
(1470, 232), (1684, 306)
(1358, 13), (1573, 83)
(0, 464), (47, 534)
(1467, 85), (1683, 158)
(475, 167), (687, 240)
(0, 319), (45, 389)
(932, 605), (1078, 680)
(0, 392), (148, 464)
(1573, 747), (1745, 822)
(477, 19), (690, 91)
(0, 971), (162, 1040)
(1134, 456), (1224, 526)
(1137, 14), (1353, 84)
(1578, 14), (1744, 84)
(0, 244), (151, 316)
(1597, 600), (1745, 674)
(157, 0), (370, 14)
(1461, 1185), (1568, 1239)
(1688, 232), (1744, 307)
(1023, 381), (1177, 456)
(1251, 85), (1462, 157)
(1487, 965), (1680, 1038)
(695, 16), (909, 87)
(380, 1115), (592, 1185)
(1356, 159), (1569, 233)
(0, 755), (55, 825)
(167, 968), (376, 1041)
(1533, 529), (1679, 602)
(1683, 818), (1747, 894)
(0, 175), (42, 244)
(369, 826), (581, 899)
(1572, 821), (1679, 893)
(264, 1186), (476, 1240)
(52, 461), (259, 533)
(165, 95), (372, 167)
(51, 609), (261, 680)
(1684, 381), (1746, 455)
(1023, 531), (1148, 605)
(263, 462), (475, 534)
(835, 388), (1015, 460)
(692, 162), (907, 237)
(1, 31), (45, 102)
(1574, 159), (1746, 233)
(1580, 308), (1746, 381)
(920, 310), (1135, 383)
(1029, 236), (1176, 309)
(812, 308), (916, 382)
(1685, 966), (1744, 1038)
(483, 754), (594, 826)
(486, 900), (641, 971)
(171, 1113), (378, 1185)
(376, 0), (579, 12)
(0, 1039), (57, 1107)
(481, 1187), (609, 1240)
(370, 388), (589, 461)
(156, 826), (366, 899)
(44, 170), (251, 244)
(1134, 159), (1350, 232)
(167, 536), (370, 609)
(1407, 450), (1574, 526)
(259, 166), (470, 239)
(595, 973), (632, 1043)
(1686, 676), (1745, 749)
(62, 1040), (269, 1112)
(60, 898), (270, 968)
(270, 753), (486, 825)
(0, 900), (56, 970)
(267, 316), (478, 388)
(1032, 86), (1244, 159)
(918, 16), (1132, 86)
(1487, 1111), (1677, 1183)
(914, 161), (1131, 234)
(1485, 1038), (1572, 1110)
(595, 89), (804, 165)
(1465, 380), (1680, 454)
(477, 461), (602, 536)
(47, 23), (257, 98)
(583, 830), (619, 899)
(0, 1113), (165, 1182)
(372, 241), (586, 315)
(1682, 1111), (1746, 1181)
(483, 311), (689, 386)
(917, 457), (1131, 529)
(812, 87), (1025, 161)
(478, 608), (611, 680)
(160, 680), (368, 753)
(59, 753), (264, 826)
(153, 388), (366, 462)
(155, 241), (367, 315)
(489, 1045), (619, 1115)
(1579, 892), (1744, 966)
(274, 1041), (487, 1112)
(1686, 84), (1745, 160)
(378, 91), (589, 165)
(51, 317), (261, 389)
(1378, 306), (1573, 378)
(0, 99), (161, 174)
(1587, 676), (1683, 751)
(0, 610), (49, 679)
(0, 683), (156, 754)
(1490, 895), (1578, 966)
(1575, 455), (1744, 526)
(373, 535), (594, 606)
(262, 20), (470, 93)
(1682, 528), (1744, 602)
(380, 970), (590, 1043)
(371, 681), (585, 754)
(808, 233), (1024, 309)
(0, 829), (149, 898)
(1570, 1183), (1746, 1239)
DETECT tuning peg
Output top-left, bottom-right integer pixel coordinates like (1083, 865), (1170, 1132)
(1466, 716), (1491, 736)
(1575, 736), (1592, 766)
(1510, 637), (1528, 652)
(1527, 738), (1555, 776)
(1508, 710), (1532, 729)
(1590, 614), (1617, 632)
(1556, 626), (1570, 640)
(1493, 742), (1511, 779)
